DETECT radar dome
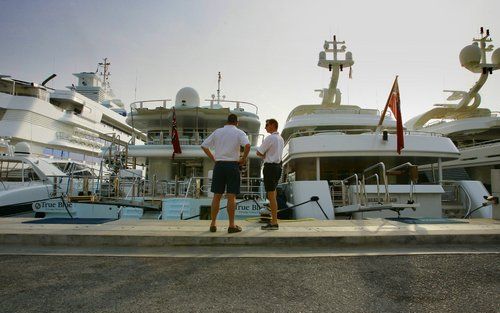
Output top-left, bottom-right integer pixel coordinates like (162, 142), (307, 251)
(492, 47), (500, 66)
(14, 142), (31, 155)
(175, 87), (200, 108)
(459, 44), (481, 72)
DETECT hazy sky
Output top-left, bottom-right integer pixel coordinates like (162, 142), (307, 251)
(1, 0), (499, 131)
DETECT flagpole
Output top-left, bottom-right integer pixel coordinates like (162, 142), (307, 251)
(376, 75), (399, 132)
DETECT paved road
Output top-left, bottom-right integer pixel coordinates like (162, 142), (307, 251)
(0, 254), (498, 313)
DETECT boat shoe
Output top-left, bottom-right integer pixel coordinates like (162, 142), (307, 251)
(261, 223), (279, 230)
(227, 225), (242, 233)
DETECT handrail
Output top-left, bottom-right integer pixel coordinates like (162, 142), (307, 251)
(204, 99), (259, 115)
(363, 173), (381, 204)
(130, 99), (173, 110)
(285, 128), (443, 144)
(386, 162), (414, 173)
(459, 138), (500, 150)
(341, 174), (359, 204)
(106, 175), (263, 199)
(458, 184), (473, 217)
(179, 177), (194, 219)
(0, 178), (7, 190)
(130, 98), (259, 115)
(387, 162), (418, 202)
(362, 162), (389, 203)
(442, 180), (473, 216)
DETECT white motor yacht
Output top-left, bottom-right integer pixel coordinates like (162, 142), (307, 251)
(0, 58), (146, 173)
(120, 74), (266, 220)
(406, 28), (500, 192)
(279, 35), (491, 220)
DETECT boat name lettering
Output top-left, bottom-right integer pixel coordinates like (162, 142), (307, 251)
(237, 204), (260, 211)
(32, 201), (73, 211)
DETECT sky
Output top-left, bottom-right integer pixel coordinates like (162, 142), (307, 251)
(1, 0), (499, 132)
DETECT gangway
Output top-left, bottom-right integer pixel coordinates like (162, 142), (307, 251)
(334, 162), (421, 217)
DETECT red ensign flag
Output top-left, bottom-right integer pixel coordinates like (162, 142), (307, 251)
(386, 76), (404, 154)
(171, 107), (182, 159)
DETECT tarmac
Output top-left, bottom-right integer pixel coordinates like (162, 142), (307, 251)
(0, 217), (499, 257)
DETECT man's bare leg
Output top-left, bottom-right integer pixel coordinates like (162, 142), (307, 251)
(226, 193), (236, 228)
(267, 190), (278, 225)
(210, 193), (222, 227)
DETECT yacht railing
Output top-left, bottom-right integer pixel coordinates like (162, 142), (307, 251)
(361, 162), (389, 205)
(204, 99), (259, 115)
(101, 175), (264, 200)
(146, 131), (262, 146)
(285, 129), (443, 144)
(130, 99), (173, 110)
(386, 162), (419, 204)
(130, 98), (259, 115)
(286, 107), (381, 120)
(338, 174), (360, 206)
(423, 111), (500, 128)
(441, 180), (473, 218)
(458, 138), (500, 150)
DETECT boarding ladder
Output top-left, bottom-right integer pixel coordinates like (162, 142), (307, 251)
(334, 162), (420, 216)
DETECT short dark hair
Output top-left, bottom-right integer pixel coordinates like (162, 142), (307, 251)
(227, 114), (238, 124)
(265, 118), (278, 129)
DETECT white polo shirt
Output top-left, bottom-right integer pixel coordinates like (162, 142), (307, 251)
(257, 132), (284, 164)
(201, 125), (250, 161)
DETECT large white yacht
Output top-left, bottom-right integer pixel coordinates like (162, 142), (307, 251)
(406, 28), (500, 192)
(125, 75), (265, 220)
(0, 59), (146, 171)
(279, 35), (492, 220)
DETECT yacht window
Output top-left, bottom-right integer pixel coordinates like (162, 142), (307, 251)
(52, 162), (68, 172)
(0, 160), (40, 182)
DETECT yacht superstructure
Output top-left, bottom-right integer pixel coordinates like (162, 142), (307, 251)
(279, 36), (491, 220)
(406, 28), (500, 191)
(0, 59), (146, 170)
(125, 75), (265, 220)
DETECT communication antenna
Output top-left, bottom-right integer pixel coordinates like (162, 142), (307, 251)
(217, 72), (221, 106)
(98, 58), (111, 91)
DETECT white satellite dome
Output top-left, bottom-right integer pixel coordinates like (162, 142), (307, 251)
(175, 87), (200, 108)
(492, 47), (500, 66)
(14, 142), (31, 155)
(459, 43), (481, 72)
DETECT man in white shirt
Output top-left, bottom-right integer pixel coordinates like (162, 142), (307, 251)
(257, 118), (284, 230)
(201, 114), (250, 233)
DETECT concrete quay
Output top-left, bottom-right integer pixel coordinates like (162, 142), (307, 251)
(0, 217), (499, 250)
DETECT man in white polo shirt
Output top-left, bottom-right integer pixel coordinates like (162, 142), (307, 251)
(201, 114), (250, 233)
(257, 118), (284, 230)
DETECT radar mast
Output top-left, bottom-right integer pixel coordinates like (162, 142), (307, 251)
(316, 35), (354, 106)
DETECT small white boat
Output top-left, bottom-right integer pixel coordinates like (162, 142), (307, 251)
(0, 140), (67, 216)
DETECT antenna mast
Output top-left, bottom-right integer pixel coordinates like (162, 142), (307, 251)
(317, 35), (354, 105)
(98, 58), (111, 91)
(217, 72), (221, 106)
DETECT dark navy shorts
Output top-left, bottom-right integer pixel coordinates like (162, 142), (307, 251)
(211, 161), (241, 194)
(263, 163), (282, 192)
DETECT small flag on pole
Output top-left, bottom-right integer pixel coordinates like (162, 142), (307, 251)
(171, 107), (182, 159)
(386, 76), (404, 154)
